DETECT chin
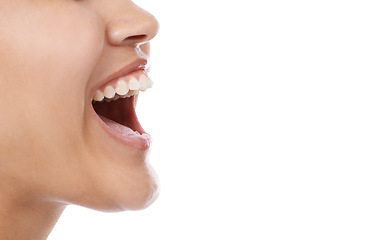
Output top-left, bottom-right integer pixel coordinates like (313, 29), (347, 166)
(113, 175), (160, 212)
(75, 164), (160, 212)
(100, 183), (160, 212)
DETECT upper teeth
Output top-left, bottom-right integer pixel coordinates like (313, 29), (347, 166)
(93, 72), (153, 102)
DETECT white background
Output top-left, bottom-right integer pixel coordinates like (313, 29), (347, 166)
(49, 0), (370, 239)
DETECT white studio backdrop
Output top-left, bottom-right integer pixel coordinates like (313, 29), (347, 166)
(49, 0), (370, 239)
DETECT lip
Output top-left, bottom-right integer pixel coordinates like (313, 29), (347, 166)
(89, 58), (152, 151)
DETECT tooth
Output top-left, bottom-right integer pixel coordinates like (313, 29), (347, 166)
(134, 95), (138, 108)
(138, 75), (148, 91)
(127, 90), (135, 97)
(116, 79), (129, 96)
(147, 78), (153, 89)
(128, 77), (140, 90)
(103, 85), (115, 99)
(138, 74), (151, 91)
(127, 90), (139, 97)
(93, 90), (104, 101)
(112, 94), (120, 100)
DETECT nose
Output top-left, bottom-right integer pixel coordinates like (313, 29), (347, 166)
(106, 4), (159, 46)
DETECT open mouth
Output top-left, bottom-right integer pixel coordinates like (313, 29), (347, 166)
(92, 95), (144, 136)
(91, 69), (153, 149)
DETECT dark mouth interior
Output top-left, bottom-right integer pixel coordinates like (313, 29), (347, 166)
(92, 96), (142, 133)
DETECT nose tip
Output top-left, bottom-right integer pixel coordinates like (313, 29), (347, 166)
(106, 6), (159, 46)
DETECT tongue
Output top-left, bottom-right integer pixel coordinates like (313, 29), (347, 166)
(99, 115), (140, 136)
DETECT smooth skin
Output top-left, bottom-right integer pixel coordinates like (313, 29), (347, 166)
(0, 0), (159, 239)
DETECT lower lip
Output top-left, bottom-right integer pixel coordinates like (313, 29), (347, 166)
(92, 110), (152, 151)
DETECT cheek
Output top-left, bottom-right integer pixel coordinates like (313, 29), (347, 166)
(0, 3), (104, 92)
(0, 4), (104, 151)
(27, 7), (104, 93)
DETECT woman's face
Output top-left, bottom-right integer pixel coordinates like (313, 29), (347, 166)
(0, 0), (159, 211)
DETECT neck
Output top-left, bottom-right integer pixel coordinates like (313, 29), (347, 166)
(0, 195), (66, 240)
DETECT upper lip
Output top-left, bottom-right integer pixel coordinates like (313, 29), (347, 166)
(92, 58), (149, 95)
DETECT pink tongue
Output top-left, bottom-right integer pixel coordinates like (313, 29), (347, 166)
(99, 115), (138, 136)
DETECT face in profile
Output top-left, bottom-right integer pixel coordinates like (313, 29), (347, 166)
(0, 0), (159, 211)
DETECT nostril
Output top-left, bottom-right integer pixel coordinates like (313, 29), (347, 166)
(124, 34), (148, 43)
